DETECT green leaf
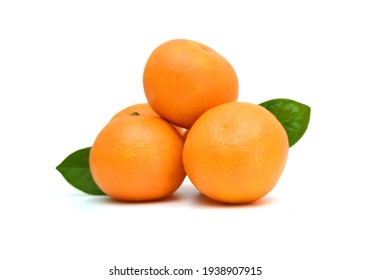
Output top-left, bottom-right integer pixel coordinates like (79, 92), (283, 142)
(260, 98), (310, 147)
(56, 147), (105, 195)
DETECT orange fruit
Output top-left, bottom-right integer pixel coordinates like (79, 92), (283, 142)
(143, 39), (239, 129)
(111, 103), (186, 137)
(89, 115), (186, 201)
(183, 102), (289, 204)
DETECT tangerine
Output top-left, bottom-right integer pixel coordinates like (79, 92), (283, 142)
(183, 102), (289, 204)
(143, 39), (238, 129)
(90, 114), (186, 201)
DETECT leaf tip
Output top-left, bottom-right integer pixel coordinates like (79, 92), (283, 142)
(56, 163), (62, 173)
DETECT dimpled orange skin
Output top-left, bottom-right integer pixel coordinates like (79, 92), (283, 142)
(143, 39), (239, 129)
(89, 115), (186, 201)
(111, 103), (186, 137)
(183, 102), (289, 204)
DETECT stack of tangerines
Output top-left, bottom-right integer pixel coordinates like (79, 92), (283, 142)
(87, 39), (289, 204)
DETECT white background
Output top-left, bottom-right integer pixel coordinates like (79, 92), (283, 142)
(1, 0), (371, 279)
